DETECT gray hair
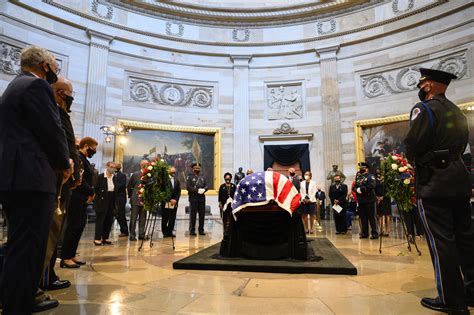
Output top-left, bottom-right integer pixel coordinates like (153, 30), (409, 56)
(20, 46), (54, 71)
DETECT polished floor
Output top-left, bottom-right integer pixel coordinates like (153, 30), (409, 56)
(34, 217), (470, 314)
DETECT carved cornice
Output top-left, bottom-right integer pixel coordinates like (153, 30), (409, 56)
(361, 51), (469, 99)
(273, 123), (298, 134)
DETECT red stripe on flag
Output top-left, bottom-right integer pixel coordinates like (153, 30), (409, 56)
(290, 193), (301, 212)
(272, 172), (280, 199)
(277, 180), (294, 204)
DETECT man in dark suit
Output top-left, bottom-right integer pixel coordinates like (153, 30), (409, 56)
(329, 175), (348, 234)
(113, 162), (129, 237)
(127, 160), (149, 241)
(0, 46), (71, 314)
(315, 186), (327, 219)
(162, 167), (181, 237)
(287, 167), (301, 191)
(186, 162), (208, 236)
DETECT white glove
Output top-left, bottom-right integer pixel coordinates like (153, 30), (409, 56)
(356, 188), (362, 194)
(198, 188), (205, 194)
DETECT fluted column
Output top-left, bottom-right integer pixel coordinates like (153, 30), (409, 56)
(83, 30), (113, 167)
(317, 46), (343, 178)
(231, 55), (252, 172)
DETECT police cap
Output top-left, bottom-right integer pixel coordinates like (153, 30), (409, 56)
(417, 68), (457, 88)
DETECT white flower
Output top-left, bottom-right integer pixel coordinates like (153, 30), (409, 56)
(403, 178), (411, 185)
(147, 173), (152, 177)
(139, 188), (145, 193)
(392, 156), (399, 160)
(147, 166), (153, 170)
(398, 166), (407, 172)
(391, 164), (398, 170)
(151, 162), (155, 166)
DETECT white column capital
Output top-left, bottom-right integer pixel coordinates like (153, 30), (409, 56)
(316, 45), (340, 62)
(86, 29), (114, 49)
(230, 55), (252, 67)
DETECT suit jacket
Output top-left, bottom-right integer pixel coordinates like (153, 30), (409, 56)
(329, 184), (348, 207)
(94, 173), (114, 213)
(165, 176), (181, 208)
(300, 180), (317, 203)
(73, 152), (94, 199)
(113, 171), (127, 202)
(0, 72), (69, 194)
(127, 171), (141, 206)
(315, 190), (326, 209)
(59, 107), (80, 184)
(218, 183), (237, 208)
(288, 175), (301, 191)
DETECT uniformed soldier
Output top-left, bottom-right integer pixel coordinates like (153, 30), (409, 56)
(404, 68), (473, 314)
(186, 162), (208, 236)
(353, 162), (378, 239)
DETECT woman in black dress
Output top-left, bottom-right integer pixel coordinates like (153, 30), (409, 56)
(218, 173), (237, 234)
(375, 168), (392, 236)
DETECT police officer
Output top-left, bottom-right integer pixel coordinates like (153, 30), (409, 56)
(186, 162), (208, 236)
(353, 162), (378, 239)
(404, 68), (473, 314)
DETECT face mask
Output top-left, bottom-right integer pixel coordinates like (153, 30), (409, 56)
(62, 94), (74, 112)
(107, 167), (115, 174)
(418, 88), (428, 101)
(290, 172), (295, 177)
(304, 175), (310, 180)
(115, 169), (120, 173)
(335, 181), (341, 184)
(225, 178), (231, 183)
(86, 147), (96, 158)
(170, 173), (175, 177)
(45, 63), (58, 84)
(194, 170), (200, 175)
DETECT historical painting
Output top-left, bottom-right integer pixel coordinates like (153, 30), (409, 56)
(355, 102), (473, 172)
(116, 121), (221, 192)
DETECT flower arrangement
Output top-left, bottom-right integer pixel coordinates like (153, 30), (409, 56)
(137, 158), (171, 212)
(381, 154), (416, 212)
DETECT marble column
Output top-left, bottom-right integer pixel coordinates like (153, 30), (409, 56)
(317, 46), (343, 182)
(231, 55), (252, 172)
(83, 30), (113, 167)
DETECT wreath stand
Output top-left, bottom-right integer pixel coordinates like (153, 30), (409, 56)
(379, 200), (421, 256)
(138, 206), (175, 252)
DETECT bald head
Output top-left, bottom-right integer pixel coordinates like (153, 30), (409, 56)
(52, 77), (74, 111)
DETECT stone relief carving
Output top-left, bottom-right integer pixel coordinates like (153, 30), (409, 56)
(129, 77), (213, 108)
(267, 84), (304, 120)
(232, 29), (250, 42)
(91, 0), (114, 20)
(273, 123), (298, 135)
(0, 41), (63, 75)
(361, 51), (468, 99)
(317, 20), (336, 35)
(166, 22), (184, 37)
(392, 0), (415, 14)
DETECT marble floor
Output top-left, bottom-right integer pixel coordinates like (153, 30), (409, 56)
(35, 217), (471, 314)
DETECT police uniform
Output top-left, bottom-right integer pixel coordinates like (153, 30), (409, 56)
(186, 163), (208, 235)
(404, 68), (473, 313)
(353, 162), (378, 238)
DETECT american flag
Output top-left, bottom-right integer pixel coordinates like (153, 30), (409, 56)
(231, 171), (301, 218)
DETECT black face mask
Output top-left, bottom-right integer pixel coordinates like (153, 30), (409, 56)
(62, 94), (74, 112)
(170, 173), (175, 177)
(225, 178), (231, 183)
(335, 181), (341, 184)
(194, 170), (200, 175)
(289, 172), (295, 177)
(86, 147), (96, 158)
(418, 88), (428, 102)
(45, 63), (58, 84)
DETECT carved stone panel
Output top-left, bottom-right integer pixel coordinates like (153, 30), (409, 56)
(127, 74), (214, 109)
(392, 0), (415, 14)
(91, 0), (114, 20)
(266, 83), (304, 120)
(232, 29), (250, 42)
(166, 22), (184, 37)
(316, 20), (336, 35)
(361, 51), (468, 99)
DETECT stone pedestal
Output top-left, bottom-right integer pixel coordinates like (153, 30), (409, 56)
(317, 46), (343, 184)
(231, 55), (252, 172)
(83, 30), (113, 167)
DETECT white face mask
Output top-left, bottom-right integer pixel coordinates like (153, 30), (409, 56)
(304, 175), (310, 180)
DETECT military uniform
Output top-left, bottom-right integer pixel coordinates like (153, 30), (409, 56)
(404, 68), (473, 312)
(353, 164), (378, 238)
(186, 172), (208, 234)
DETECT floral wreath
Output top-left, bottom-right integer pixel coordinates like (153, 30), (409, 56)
(381, 154), (416, 212)
(137, 158), (171, 212)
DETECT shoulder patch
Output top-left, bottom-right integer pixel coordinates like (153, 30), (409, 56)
(411, 107), (421, 121)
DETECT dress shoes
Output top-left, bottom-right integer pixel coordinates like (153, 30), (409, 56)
(73, 259), (86, 265)
(421, 297), (469, 314)
(138, 235), (150, 240)
(46, 279), (71, 291)
(93, 241), (104, 246)
(199, 231), (206, 236)
(189, 231), (197, 236)
(119, 233), (129, 237)
(60, 260), (80, 269)
(102, 240), (113, 245)
(359, 235), (368, 239)
(370, 235), (379, 239)
(32, 298), (59, 313)
(129, 237), (137, 241)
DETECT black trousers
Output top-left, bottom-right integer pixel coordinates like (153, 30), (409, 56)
(402, 208), (424, 237)
(95, 192), (115, 240)
(359, 202), (378, 237)
(418, 197), (474, 308)
(0, 191), (54, 315)
(189, 200), (205, 233)
(114, 196), (128, 235)
(333, 204), (347, 233)
(129, 205), (146, 239)
(61, 191), (87, 260)
(162, 207), (177, 236)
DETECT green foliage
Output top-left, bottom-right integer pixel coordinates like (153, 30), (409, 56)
(381, 154), (415, 212)
(138, 159), (172, 212)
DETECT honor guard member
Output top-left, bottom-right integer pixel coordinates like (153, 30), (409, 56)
(186, 162), (208, 236)
(404, 68), (473, 314)
(353, 162), (378, 239)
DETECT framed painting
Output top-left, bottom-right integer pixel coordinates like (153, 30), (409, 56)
(115, 120), (221, 195)
(354, 102), (474, 173)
